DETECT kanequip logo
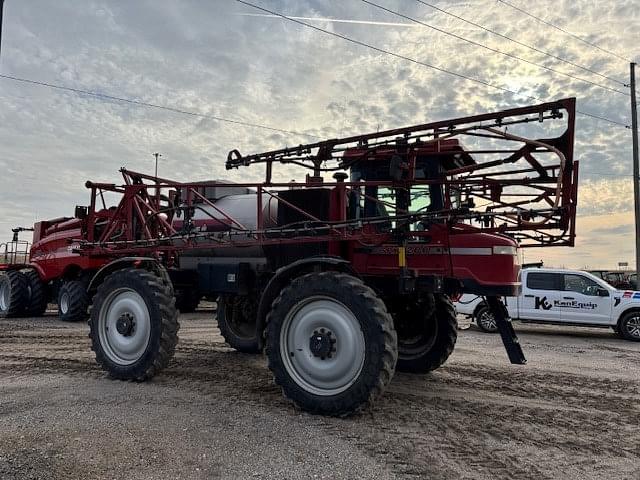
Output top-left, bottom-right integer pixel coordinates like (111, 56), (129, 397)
(535, 296), (552, 310)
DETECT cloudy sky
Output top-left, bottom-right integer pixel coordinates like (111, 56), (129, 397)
(1, 0), (639, 269)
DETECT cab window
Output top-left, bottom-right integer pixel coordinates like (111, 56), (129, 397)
(563, 275), (601, 296)
(526, 272), (561, 290)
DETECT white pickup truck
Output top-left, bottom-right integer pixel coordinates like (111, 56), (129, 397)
(455, 268), (640, 341)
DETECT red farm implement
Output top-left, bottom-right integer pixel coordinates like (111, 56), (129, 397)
(0, 98), (578, 415)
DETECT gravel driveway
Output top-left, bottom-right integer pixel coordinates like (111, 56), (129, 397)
(0, 309), (638, 479)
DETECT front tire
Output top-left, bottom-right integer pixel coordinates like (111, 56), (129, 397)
(217, 295), (260, 353)
(475, 304), (499, 333)
(24, 270), (48, 317)
(89, 268), (179, 380)
(58, 280), (89, 322)
(394, 294), (458, 373)
(618, 312), (640, 342)
(266, 272), (397, 416)
(0, 271), (28, 318)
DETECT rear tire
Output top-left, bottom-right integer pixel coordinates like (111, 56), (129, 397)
(266, 272), (397, 416)
(24, 270), (48, 317)
(475, 304), (499, 333)
(618, 312), (640, 342)
(89, 268), (179, 380)
(0, 271), (28, 318)
(217, 295), (260, 353)
(395, 294), (458, 373)
(58, 280), (89, 322)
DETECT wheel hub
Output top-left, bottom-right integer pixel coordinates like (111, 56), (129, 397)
(116, 313), (136, 336)
(280, 296), (366, 396)
(309, 329), (336, 359)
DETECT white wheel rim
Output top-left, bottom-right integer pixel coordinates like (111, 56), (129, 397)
(98, 288), (151, 365)
(280, 296), (366, 396)
(0, 279), (9, 311)
(59, 292), (69, 314)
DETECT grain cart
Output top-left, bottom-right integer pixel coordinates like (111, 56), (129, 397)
(0, 99), (578, 415)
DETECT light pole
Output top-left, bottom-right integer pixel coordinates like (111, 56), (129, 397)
(631, 63), (639, 277)
(153, 152), (162, 178)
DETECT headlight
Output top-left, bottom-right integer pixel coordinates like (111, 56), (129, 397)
(493, 246), (518, 256)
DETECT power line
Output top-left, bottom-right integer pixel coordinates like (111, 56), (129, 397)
(496, 0), (631, 63)
(414, 0), (626, 87)
(236, 0), (630, 129)
(362, 0), (628, 96)
(0, 73), (320, 138)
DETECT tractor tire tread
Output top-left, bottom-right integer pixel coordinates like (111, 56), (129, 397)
(89, 268), (179, 381)
(0, 271), (29, 318)
(24, 270), (48, 317)
(266, 271), (397, 417)
(58, 280), (90, 322)
(217, 296), (261, 353)
(397, 295), (458, 373)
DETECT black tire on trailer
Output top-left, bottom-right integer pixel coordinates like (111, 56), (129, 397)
(395, 294), (458, 373)
(89, 268), (179, 380)
(0, 271), (28, 318)
(175, 289), (201, 313)
(24, 270), (48, 317)
(217, 295), (260, 353)
(618, 311), (640, 342)
(266, 272), (397, 416)
(58, 280), (90, 322)
(474, 303), (499, 333)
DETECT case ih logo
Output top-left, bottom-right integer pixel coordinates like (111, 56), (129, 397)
(534, 296), (553, 310)
(370, 246), (447, 255)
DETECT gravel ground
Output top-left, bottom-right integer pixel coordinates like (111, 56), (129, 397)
(0, 307), (638, 479)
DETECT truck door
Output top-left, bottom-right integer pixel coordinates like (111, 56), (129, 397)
(558, 273), (612, 325)
(519, 271), (563, 321)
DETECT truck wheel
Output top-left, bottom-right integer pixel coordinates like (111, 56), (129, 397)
(58, 280), (89, 322)
(266, 272), (397, 416)
(618, 312), (640, 342)
(24, 270), (48, 317)
(0, 271), (28, 318)
(89, 268), (179, 380)
(175, 289), (201, 313)
(217, 295), (260, 353)
(395, 295), (458, 373)
(475, 304), (499, 333)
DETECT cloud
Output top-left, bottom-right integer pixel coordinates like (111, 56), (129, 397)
(0, 0), (638, 270)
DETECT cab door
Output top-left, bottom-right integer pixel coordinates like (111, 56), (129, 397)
(519, 272), (563, 321)
(558, 273), (612, 325)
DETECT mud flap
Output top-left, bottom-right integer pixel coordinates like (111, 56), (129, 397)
(486, 296), (526, 365)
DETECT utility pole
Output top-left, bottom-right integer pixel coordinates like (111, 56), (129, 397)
(631, 63), (640, 277)
(153, 152), (162, 178)
(0, 0), (5, 61)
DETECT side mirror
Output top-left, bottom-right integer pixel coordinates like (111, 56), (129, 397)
(597, 288), (609, 297)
